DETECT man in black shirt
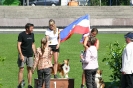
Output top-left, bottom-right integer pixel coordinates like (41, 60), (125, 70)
(17, 23), (36, 88)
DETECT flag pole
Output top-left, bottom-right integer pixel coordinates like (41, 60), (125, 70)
(100, 0), (101, 6)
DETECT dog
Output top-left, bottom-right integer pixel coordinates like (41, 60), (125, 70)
(95, 70), (105, 88)
(51, 59), (70, 78)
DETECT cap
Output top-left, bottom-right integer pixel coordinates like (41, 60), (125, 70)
(124, 32), (133, 39)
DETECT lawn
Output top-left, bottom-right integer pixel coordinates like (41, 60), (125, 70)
(0, 33), (125, 88)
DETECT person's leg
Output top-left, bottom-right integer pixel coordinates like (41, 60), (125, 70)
(53, 51), (58, 77)
(26, 57), (33, 87)
(27, 67), (32, 86)
(121, 74), (127, 88)
(44, 68), (51, 88)
(126, 74), (133, 88)
(84, 70), (92, 88)
(92, 69), (97, 88)
(17, 55), (25, 87)
(37, 69), (44, 88)
(18, 67), (24, 85)
(81, 71), (85, 88)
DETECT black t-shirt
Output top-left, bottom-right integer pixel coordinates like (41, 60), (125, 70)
(18, 31), (35, 57)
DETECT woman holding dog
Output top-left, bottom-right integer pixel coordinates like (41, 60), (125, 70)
(45, 19), (60, 78)
(81, 28), (99, 88)
(32, 37), (53, 88)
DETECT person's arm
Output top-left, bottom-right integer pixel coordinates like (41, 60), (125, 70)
(56, 29), (61, 49)
(17, 42), (24, 61)
(121, 48), (131, 74)
(32, 34), (36, 55)
(32, 49), (39, 73)
(83, 36), (89, 51)
(45, 29), (50, 45)
(95, 39), (99, 50)
(80, 49), (91, 63)
(32, 43), (36, 55)
(17, 34), (24, 61)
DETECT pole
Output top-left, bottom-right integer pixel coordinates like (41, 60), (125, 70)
(23, 0), (25, 6)
(100, 0), (101, 6)
(110, 0), (111, 6)
(44, 0), (46, 6)
(27, 0), (29, 6)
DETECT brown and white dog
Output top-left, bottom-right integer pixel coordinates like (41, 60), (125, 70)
(95, 70), (105, 88)
(51, 59), (70, 78)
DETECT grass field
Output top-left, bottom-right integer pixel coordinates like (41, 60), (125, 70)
(0, 33), (125, 88)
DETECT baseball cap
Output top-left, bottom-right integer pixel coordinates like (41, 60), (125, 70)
(124, 32), (133, 39)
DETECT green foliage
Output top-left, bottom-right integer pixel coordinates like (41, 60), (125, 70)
(89, 0), (130, 6)
(2, 0), (20, 5)
(0, 0), (2, 5)
(90, 0), (100, 6)
(102, 41), (125, 86)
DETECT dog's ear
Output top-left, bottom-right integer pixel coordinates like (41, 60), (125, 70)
(67, 59), (69, 61)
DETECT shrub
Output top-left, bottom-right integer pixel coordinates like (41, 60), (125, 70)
(102, 41), (125, 87)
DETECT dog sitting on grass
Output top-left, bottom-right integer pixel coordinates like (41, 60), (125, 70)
(95, 69), (105, 88)
(51, 59), (70, 78)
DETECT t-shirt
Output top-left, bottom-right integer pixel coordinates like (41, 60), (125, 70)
(18, 31), (35, 57)
(45, 28), (59, 45)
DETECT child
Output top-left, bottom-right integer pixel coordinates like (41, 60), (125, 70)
(32, 38), (53, 88)
(80, 36), (98, 88)
(80, 28), (99, 88)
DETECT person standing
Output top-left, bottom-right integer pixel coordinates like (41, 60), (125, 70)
(80, 36), (98, 88)
(45, 19), (60, 78)
(32, 38), (53, 88)
(17, 23), (36, 88)
(120, 32), (133, 88)
(80, 28), (99, 88)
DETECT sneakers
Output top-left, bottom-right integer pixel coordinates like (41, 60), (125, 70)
(28, 85), (33, 88)
(54, 75), (58, 78)
(81, 84), (84, 88)
(17, 80), (25, 88)
(21, 80), (25, 88)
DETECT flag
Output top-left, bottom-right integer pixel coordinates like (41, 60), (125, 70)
(60, 14), (90, 42)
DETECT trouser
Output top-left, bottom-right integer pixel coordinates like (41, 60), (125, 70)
(84, 68), (97, 88)
(37, 68), (51, 88)
(121, 74), (133, 88)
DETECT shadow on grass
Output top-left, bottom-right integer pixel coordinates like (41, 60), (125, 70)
(104, 82), (120, 88)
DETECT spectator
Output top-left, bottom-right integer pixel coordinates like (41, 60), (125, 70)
(120, 32), (133, 88)
(80, 36), (98, 88)
(17, 23), (35, 88)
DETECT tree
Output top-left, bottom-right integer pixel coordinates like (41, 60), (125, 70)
(2, 0), (20, 5)
(102, 41), (125, 87)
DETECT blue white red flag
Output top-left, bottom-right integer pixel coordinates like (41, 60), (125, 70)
(60, 15), (90, 42)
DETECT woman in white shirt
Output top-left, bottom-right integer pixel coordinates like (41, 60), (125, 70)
(45, 19), (60, 78)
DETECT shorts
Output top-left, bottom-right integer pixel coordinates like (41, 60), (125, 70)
(17, 55), (33, 68)
(49, 45), (59, 52)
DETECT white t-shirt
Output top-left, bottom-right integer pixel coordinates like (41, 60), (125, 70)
(45, 28), (59, 45)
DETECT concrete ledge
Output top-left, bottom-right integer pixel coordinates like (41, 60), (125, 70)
(0, 6), (133, 27)
(0, 18), (133, 27)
